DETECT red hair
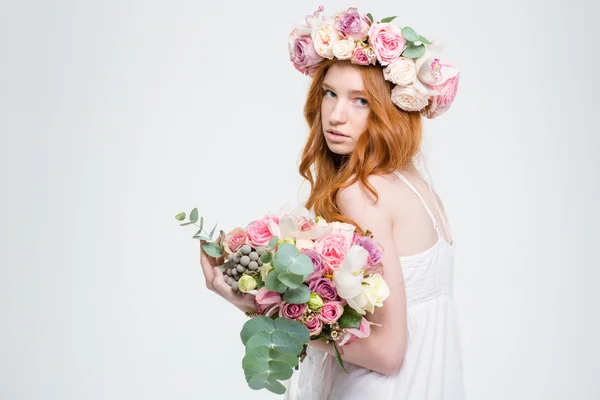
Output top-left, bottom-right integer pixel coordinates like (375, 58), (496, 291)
(299, 59), (423, 233)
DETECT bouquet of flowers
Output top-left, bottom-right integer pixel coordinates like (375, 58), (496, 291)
(175, 204), (390, 394)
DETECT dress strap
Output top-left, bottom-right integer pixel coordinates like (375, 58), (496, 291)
(392, 170), (440, 236)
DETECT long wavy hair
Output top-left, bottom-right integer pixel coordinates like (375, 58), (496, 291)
(299, 59), (423, 233)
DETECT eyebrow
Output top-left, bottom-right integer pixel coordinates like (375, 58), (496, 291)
(322, 82), (367, 97)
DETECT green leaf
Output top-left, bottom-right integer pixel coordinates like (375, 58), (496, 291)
(402, 43), (426, 59)
(268, 236), (278, 250)
(209, 222), (218, 239)
(266, 270), (288, 294)
(216, 263), (227, 271)
(282, 284), (310, 304)
(274, 318), (310, 345)
(333, 342), (348, 372)
(240, 316), (275, 345)
(401, 26), (419, 42)
(380, 16), (396, 23)
(277, 272), (304, 289)
(247, 374), (287, 395)
(193, 234), (211, 241)
(243, 346), (294, 382)
(180, 222), (194, 226)
(199, 216), (203, 232)
(260, 251), (273, 264)
(338, 305), (363, 329)
(256, 277), (265, 289)
(417, 34), (431, 44)
(219, 229), (225, 247)
(366, 13), (374, 22)
(272, 243), (297, 272)
(189, 208), (198, 223)
(245, 330), (303, 356)
(175, 212), (186, 221)
(202, 242), (223, 258)
(287, 253), (314, 279)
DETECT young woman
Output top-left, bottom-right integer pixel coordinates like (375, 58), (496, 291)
(200, 7), (464, 399)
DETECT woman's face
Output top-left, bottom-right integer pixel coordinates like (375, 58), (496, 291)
(321, 62), (370, 155)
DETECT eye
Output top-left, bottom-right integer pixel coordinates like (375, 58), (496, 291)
(323, 89), (336, 98)
(356, 98), (369, 106)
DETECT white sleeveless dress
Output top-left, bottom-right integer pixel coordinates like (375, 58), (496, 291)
(284, 171), (465, 400)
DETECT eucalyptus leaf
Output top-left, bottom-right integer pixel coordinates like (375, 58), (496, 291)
(266, 270), (288, 294)
(199, 216), (204, 232)
(243, 346), (294, 383)
(366, 13), (374, 22)
(202, 242), (223, 258)
(277, 272), (304, 289)
(282, 284), (310, 304)
(219, 229), (225, 247)
(247, 374), (287, 395)
(193, 234), (211, 241)
(175, 212), (186, 221)
(418, 34), (431, 44)
(180, 222), (194, 226)
(380, 16), (396, 23)
(401, 26), (419, 42)
(272, 243), (298, 272)
(245, 330), (303, 356)
(189, 208), (198, 223)
(268, 236), (279, 250)
(260, 251), (273, 264)
(338, 305), (362, 329)
(402, 43), (426, 59)
(209, 222), (218, 239)
(273, 318), (310, 345)
(287, 253), (314, 279)
(333, 342), (347, 372)
(240, 316), (275, 345)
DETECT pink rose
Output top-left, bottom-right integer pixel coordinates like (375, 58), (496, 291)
(318, 301), (344, 324)
(279, 302), (307, 320)
(367, 23), (406, 66)
(254, 288), (282, 314)
(246, 215), (278, 247)
(223, 227), (247, 255)
(334, 7), (370, 41)
(308, 278), (338, 301)
(304, 315), (323, 336)
(421, 72), (460, 119)
(337, 317), (371, 346)
(352, 235), (384, 268)
(301, 220), (316, 232)
(301, 249), (325, 283)
(314, 233), (352, 273)
(289, 29), (325, 76)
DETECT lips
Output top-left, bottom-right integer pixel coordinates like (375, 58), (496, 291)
(327, 129), (348, 137)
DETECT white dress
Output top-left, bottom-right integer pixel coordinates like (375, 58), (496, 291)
(284, 170), (465, 400)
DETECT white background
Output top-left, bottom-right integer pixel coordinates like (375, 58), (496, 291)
(1, 0), (598, 399)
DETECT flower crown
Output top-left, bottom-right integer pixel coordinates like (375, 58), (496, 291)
(288, 6), (460, 119)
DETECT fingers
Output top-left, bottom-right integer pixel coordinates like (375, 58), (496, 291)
(212, 267), (236, 299)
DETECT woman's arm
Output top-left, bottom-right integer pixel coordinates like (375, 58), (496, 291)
(306, 175), (408, 376)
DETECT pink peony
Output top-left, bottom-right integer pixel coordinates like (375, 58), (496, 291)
(279, 302), (307, 320)
(289, 29), (325, 76)
(421, 72), (460, 119)
(305, 315), (323, 336)
(223, 227), (247, 255)
(367, 22), (406, 66)
(308, 278), (338, 301)
(314, 233), (352, 273)
(334, 7), (370, 41)
(318, 301), (344, 324)
(246, 215), (278, 247)
(254, 288), (282, 314)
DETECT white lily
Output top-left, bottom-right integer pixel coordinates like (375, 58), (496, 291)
(413, 40), (460, 96)
(333, 245), (369, 315)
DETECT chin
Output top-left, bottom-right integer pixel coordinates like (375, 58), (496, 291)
(325, 142), (354, 155)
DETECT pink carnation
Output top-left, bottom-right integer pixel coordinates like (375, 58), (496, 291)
(246, 215), (278, 247)
(367, 22), (406, 66)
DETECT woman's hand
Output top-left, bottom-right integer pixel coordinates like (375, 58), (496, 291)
(199, 237), (257, 314)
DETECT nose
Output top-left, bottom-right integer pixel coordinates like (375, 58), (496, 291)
(329, 98), (348, 125)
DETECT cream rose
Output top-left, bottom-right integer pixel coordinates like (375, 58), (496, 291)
(390, 84), (429, 112)
(332, 38), (355, 60)
(383, 57), (417, 86)
(312, 20), (340, 59)
(361, 274), (390, 313)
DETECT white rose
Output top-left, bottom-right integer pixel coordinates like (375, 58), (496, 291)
(361, 274), (390, 312)
(333, 245), (369, 314)
(312, 21), (339, 59)
(383, 57), (417, 86)
(332, 38), (355, 60)
(390, 84), (429, 112)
